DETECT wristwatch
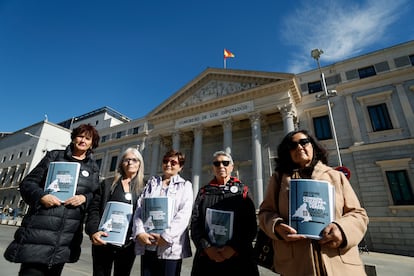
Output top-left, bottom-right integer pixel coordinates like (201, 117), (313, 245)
(200, 238), (211, 249)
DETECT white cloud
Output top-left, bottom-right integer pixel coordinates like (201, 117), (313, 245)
(281, 0), (408, 73)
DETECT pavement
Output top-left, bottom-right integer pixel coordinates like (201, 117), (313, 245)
(1, 222), (414, 275)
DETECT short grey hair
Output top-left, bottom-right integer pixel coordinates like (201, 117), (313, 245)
(212, 151), (234, 164)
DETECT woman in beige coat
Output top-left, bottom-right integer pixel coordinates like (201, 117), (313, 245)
(258, 130), (369, 276)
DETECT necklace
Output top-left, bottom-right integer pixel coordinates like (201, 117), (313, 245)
(122, 179), (132, 201)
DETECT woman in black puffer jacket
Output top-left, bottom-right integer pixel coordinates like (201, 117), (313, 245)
(4, 124), (100, 276)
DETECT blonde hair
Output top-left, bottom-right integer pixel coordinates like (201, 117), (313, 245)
(112, 147), (145, 195)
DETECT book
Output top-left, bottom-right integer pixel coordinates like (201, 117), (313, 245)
(205, 208), (234, 247)
(98, 201), (133, 246)
(289, 179), (335, 240)
(44, 162), (80, 202)
(142, 197), (175, 234)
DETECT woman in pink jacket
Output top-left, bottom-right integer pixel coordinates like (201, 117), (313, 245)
(258, 129), (369, 276)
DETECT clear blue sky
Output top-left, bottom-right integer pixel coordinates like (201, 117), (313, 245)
(1, 0), (413, 132)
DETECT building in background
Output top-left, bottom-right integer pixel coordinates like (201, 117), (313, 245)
(1, 40), (413, 256)
(0, 120), (70, 218)
(58, 106), (131, 130)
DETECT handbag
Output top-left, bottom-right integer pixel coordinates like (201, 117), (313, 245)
(253, 228), (275, 272)
(254, 172), (281, 273)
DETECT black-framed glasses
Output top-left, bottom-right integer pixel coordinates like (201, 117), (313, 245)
(122, 158), (139, 164)
(163, 159), (179, 166)
(213, 160), (231, 167)
(287, 138), (311, 150)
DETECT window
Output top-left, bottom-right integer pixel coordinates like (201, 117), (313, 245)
(27, 149), (32, 156)
(132, 127), (139, 134)
(410, 54), (414, 66)
(386, 170), (414, 205)
(368, 103), (393, 131)
(313, 115), (332, 140)
(358, 66), (376, 79)
(101, 135), (109, 143)
(109, 156), (118, 172)
(307, 80), (322, 94)
(356, 90), (400, 138)
(116, 131), (122, 139)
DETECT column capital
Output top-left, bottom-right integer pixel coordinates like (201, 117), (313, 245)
(220, 118), (233, 129)
(148, 135), (161, 146)
(248, 112), (261, 124)
(277, 103), (297, 118)
(172, 130), (181, 138)
(192, 124), (204, 135)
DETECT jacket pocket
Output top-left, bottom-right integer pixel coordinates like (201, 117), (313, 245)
(339, 246), (363, 265)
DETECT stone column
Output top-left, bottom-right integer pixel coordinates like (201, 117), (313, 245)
(172, 130), (181, 151)
(345, 94), (363, 144)
(150, 136), (160, 176)
(396, 83), (414, 135)
(221, 118), (232, 154)
(249, 113), (264, 206)
(192, 125), (203, 197)
(10, 164), (20, 186)
(139, 135), (147, 152)
(278, 104), (296, 134)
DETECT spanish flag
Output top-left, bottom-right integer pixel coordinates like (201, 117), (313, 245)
(224, 49), (235, 59)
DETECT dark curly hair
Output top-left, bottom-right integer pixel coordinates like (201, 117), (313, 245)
(71, 124), (100, 152)
(275, 129), (328, 175)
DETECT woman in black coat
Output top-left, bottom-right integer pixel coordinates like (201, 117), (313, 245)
(190, 151), (259, 276)
(4, 124), (100, 276)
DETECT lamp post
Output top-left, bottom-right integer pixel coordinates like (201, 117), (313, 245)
(24, 132), (67, 149)
(311, 49), (342, 167)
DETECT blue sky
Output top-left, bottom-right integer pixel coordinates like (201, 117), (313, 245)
(1, 0), (413, 132)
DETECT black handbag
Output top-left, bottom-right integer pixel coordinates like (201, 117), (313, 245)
(253, 228), (275, 272)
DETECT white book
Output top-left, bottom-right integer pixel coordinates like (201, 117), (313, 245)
(98, 201), (133, 246)
(143, 197), (175, 234)
(289, 179), (335, 240)
(205, 208), (234, 247)
(44, 162), (80, 202)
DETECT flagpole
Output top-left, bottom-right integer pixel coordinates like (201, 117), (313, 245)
(224, 58), (226, 69)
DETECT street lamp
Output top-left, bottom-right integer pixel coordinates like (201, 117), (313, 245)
(311, 49), (342, 167)
(24, 132), (67, 149)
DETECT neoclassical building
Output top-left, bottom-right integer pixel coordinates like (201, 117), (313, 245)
(1, 40), (413, 256)
(93, 40), (414, 256)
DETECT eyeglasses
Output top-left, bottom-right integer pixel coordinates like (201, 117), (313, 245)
(213, 160), (231, 167)
(122, 158), (139, 164)
(162, 159), (179, 166)
(287, 138), (311, 150)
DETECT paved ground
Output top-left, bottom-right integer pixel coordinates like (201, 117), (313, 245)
(1, 223), (414, 275)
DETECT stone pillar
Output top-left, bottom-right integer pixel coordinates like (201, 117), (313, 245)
(278, 104), (296, 134)
(192, 125), (203, 197)
(396, 83), (414, 136)
(249, 113), (264, 207)
(150, 136), (160, 176)
(11, 164), (20, 186)
(221, 118), (232, 154)
(172, 130), (181, 151)
(345, 94), (363, 144)
(139, 135), (147, 152)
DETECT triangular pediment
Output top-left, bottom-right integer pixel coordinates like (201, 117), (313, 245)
(148, 67), (298, 118)
(179, 79), (261, 107)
